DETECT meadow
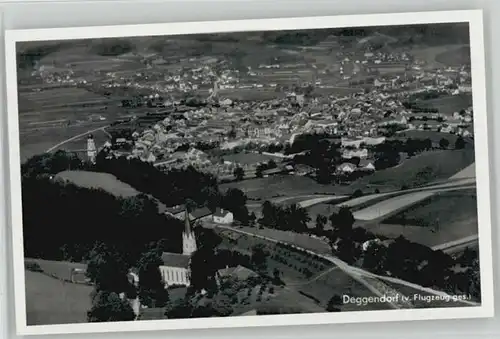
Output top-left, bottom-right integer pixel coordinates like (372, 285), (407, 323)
(351, 149), (475, 192)
(221, 174), (349, 201)
(415, 94), (473, 116)
(55, 170), (140, 198)
(25, 270), (92, 325)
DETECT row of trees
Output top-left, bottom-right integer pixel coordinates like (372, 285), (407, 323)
(363, 237), (481, 299)
(259, 201), (311, 233)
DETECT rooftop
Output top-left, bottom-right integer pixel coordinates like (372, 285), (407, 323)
(161, 253), (190, 268)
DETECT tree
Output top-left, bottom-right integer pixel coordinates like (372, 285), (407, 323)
(86, 242), (131, 294)
(439, 138), (450, 149)
(330, 206), (355, 238)
(326, 295), (342, 312)
(233, 167), (245, 181)
(455, 136), (466, 149)
(272, 268), (281, 284)
(87, 290), (136, 322)
(137, 244), (170, 308)
(188, 229), (222, 293)
(315, 214), (327, 234)
(255, 165), (264, 178)
(259, 201), (278, 227)
(248, 212), (257, 226)
(251, 244), (268, 274)
(285, 204), (311, 233)
(221, 188), (249, 224)
(336, 239), (356, 264)
(362, 242), (386, 273)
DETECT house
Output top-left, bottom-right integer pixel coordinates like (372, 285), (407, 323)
(165, 205), (213, 222)
(165, 204), (186, 219)
(212, 208), (234, 224)
(337, 162), (357, 173)
(342, 148), (368, 159)
(359, 159), (376, 171)
(216, 265), (258, 286)
(189, 207), (213, 222)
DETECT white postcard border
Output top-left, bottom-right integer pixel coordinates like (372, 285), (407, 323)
(4, 9), (494, 336)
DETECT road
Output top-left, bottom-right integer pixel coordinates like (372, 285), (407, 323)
(215, 225), (478, 308)
(45, 125), (110, 153)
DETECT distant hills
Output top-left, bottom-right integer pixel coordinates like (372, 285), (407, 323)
(16, 22), (470, 71)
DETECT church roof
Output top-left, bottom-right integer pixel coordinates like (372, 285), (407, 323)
(161, 252), (190, 268)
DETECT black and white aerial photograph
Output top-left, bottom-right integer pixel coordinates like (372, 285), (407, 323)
(5, 11), (493, 335)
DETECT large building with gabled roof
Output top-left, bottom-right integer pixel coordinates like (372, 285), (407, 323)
(159, 210), (197, 287)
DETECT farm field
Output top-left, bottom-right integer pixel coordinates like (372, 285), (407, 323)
(435, 45), (471, 67)
(25, 270), (92, 325)
(361, 189), (477, 247)
(352, 183), (475, 222)
(19, 122), (110, 162)
(55, 170), (140, 197)
(384, 189), (477, 228)
(409, 44), (469, 68)
(351, 149), (475, 192)
(18, 86), (123, 127)
(416, 94), (473, 116)
(221, 174), (350, 201)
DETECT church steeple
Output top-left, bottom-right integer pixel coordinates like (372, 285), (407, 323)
(184, 209), (191, 234)
(182, 207), (197, 256)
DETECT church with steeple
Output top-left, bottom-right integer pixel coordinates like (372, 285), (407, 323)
(159, 210), (197, 287)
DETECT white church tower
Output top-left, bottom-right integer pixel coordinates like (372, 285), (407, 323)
(87, 134), (97, 164)
(182, 210), (197, 255)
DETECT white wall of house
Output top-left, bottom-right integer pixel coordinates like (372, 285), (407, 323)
(213, 212), (234, 224)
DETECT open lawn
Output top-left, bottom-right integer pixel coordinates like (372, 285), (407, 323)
(25, 270), (92, 325)
(221, 175), (349, 201)
(352, 149), (475, 192)
(55, 170), (139, 197)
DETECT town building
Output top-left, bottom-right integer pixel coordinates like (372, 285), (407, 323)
(159, 210), (197, 287)
(212, 208), (234, 224)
